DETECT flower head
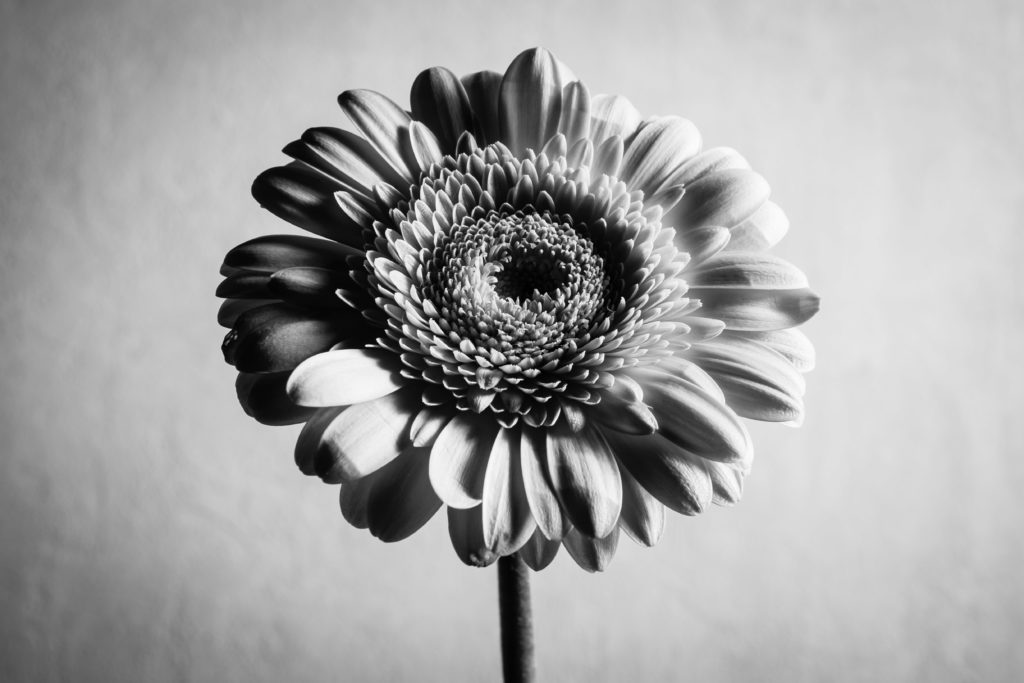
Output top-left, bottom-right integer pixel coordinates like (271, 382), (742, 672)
(219, 48), (819, 571)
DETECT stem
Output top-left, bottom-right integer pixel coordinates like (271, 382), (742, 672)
(497, 553), (535, 683)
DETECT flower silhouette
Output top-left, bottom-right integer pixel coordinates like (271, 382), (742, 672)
(219, 48), (819, 571)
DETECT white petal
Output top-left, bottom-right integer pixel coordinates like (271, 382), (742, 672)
(617, 462), (665, 546)
(316, 390), (417, 482)
(287, 348), (404, 407)
(671, 147), (750, 186)
(688, 252), (809, 289)
(666, 168), (770, 230)
(518, 528), (560, 571)
(428, 413), (496, 509)
(498, 48), (566, 154)
(545, 423), (622, 539)
(688, 286), (820, 332)
(481, 428), (537, 554)
(558, 81), (591, 144)
(589, 94), (641, 144)
(621, 116), (702, 198)
(520, 427), (567, 541)
(728, 201), (789, 251)
(732, 328), (816, 372)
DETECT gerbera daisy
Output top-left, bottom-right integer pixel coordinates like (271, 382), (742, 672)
(218, 47), (819, 573)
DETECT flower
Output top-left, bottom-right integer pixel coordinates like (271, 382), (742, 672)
(218, 48), (819, 572)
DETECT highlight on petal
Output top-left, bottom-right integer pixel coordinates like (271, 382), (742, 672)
(589, 94), (641, 144)
(314, 388), (418, 482)
(286, 348), (404, 407)
(545, 423), (622, 539)
(688, 286), (821, 332)
(481, 428), (537, 555)
(620, 116), (702, 198)
(520, 427), (567, 541)
(337, 89), (414, 182)
(499, 48), (566, 154)
(617, 462), (665, 546)
(428, 413), (498, 509)
(665, 168), (770, 230)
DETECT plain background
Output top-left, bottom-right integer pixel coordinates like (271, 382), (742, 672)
(2, 0), (1022, 681)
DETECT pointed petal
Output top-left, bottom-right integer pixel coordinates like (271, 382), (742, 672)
(410, 405), (455, 448)
(401, 120), (444, 176)
(606, 432), (714, 515)
(499, 48), (566, 154)
(251, 165), (367, 249)
(589, 94), (641, 144)
(592, 393), (658, 435)
(518, 529), (560, 571)
(236, 371), (315, 426)
(448, 507), (498, 567)
(688, 286), (821, 332)
(429, 413), (497, 509)
(337, 89), (414, 182)
(366, 446), (442, 542)
(617, 462), (665, 546)
(410, 66), (478, 154)
(286, 348), (404, 407)
(546, 423), (622, 538)
(707, 461), (745, 504)
(461, 70), (502, 144)
(315, 389), (417, 482)
(520, 427), (567, 541)
(482, 428), (537, 555)
(564, 526), (619, 572)
(676, 226), (731, 265)
(621, 116), (702, 198)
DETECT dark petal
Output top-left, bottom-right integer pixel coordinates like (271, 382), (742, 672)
(251, 165), (368, 250)
(411, 66), (479, 154)
(563, 526), (619, 572)
(448, 507), (498, 568)
(235, 371), (316, 425)
(222, 234), (356, 273)
(461, 70), (503, 145)
(366, 446), (442, 543)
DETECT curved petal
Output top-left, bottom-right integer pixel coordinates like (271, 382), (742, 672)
(687, 286), (821, 332)
(617, 461), (665, 546)
(481, 428), (537, 555)
(498, 48), (566, 154)
(728, 328), (816, 372)
(545, 422), (622, 539)
(286, 348), (404, 407)
(223, 305), (347, 373)
(339, 474), (373, 528)
(707, 460), (745, 504)
(727, 201), (789, 252)
(400, 120), (444, 176)
(222, 234), (356, 273)
(589, 94), (641, 145)
(518, 528), (561, 571)
(410, 66), (478, 154)
(606, 431), (714, 515)
(251, 165), (367, 249)
(448, 507), (498, 567)
(563, 526), (619, 572)
(428, 413), (497, 509)
(687, 252), (809, 289)
(365, 446), (442, 542)
(558, 81), (591, 144)
(520, 427), (567, 541)
(690, 335), (806, 422)
(282, 127), (407, 195)
(665, 168), (770, 230)
(235, 371), (315, 426)
(461, 70), (502, 144)
(620, 116), (702, 199)
(337, 89), (414, 183)
(267, 266), (355, 310)
(314, 388), (418, 482)
(671, 147), (750, 187)
(635, 364), (752, 466)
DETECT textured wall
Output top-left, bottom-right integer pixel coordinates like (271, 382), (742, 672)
(2, 0), (1022, 681)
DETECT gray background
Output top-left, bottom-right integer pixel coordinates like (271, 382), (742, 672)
(2, 0), (1022, 681)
